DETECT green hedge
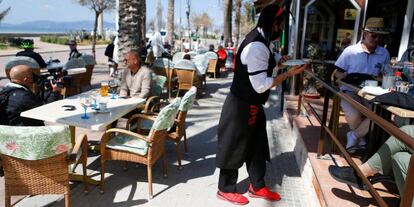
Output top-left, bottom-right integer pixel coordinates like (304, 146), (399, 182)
(40, 36), (70, 45)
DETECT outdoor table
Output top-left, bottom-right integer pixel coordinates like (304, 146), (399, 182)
(337, 79), (414, 159)
(21, 91), (146, 185)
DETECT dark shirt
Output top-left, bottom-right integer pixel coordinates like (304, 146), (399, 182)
(1, 83), (61, 126)
(69, 49), (81, 60)
(16, 50), (47, 68)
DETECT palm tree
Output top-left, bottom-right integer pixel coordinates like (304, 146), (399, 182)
(223, 0), (233, 46)
(0, 0), (10, 22)
(234, 0), (242, 47)
(118, 0), (146, 60)
(77, 0), (116, 58)
(167, 0), (175, 46)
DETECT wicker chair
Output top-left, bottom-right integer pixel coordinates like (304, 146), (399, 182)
(142, 74), (168, 113)
(174, 59), (198, 97)
(0, 125), (89, 207)
(205, 52), (219, 79)
(79, 55), (96, 89)
(100, 98), (181, 199)
(193, 54), (208, 88)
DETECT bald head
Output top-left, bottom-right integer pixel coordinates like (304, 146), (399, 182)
(9, 65), (33, 87)
(125, 50), (141, 72)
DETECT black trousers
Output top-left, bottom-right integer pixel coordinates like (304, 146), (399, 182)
(218, 143), (266, 193)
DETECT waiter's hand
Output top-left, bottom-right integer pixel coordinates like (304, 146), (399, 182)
(286, 63), (309, 76)
(279, 55), (291, 63)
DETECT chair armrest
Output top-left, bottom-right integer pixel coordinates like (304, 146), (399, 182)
(150, 101), (169, 112)
(143, 96), (161, 113)
(69, 133), (88, 162)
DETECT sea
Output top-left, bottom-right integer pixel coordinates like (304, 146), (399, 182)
(0, 27), (68, 34)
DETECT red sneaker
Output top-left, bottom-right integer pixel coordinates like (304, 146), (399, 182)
(217, 191), (249, 205)
(248, 185), (281, 201)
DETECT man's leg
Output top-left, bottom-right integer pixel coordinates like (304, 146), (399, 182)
(391, 152), (411, 197)
(341, 95), (364, 149)
(217, 169), (249, 205)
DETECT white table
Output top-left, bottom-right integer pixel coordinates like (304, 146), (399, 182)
(21, 92), (146, 142)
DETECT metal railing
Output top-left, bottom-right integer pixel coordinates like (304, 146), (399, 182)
(299, 68), (414, 207)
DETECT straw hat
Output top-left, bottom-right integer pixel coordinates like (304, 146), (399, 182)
(363, 17), (389, 34)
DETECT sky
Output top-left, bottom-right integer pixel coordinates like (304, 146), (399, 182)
(0, 0), (224, 27)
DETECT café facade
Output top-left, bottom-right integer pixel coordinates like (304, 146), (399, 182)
(285, 0), (414, 61)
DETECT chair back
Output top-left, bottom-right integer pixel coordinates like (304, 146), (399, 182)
(0, 125), (71, 160)
(151, 74), (167, 97)
(80, 55), (96, 88)
(175, 69), (195, 91)
(193, 54), (208, 75)
(151, 97), (181, 132)
(172, 52), (185, 64)
(64, 58), (86, 70)
(5, 56), (40, 79)
(207, 59), (218, 73)
(204, 51), (218, 60)
(179, 86), (197, 112)
(174, 59), (197, 71)
(188, 51), (197, 59)
(152, 58), (172, 78)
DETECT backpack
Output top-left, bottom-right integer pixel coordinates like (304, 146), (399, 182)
(0, 88), (14, 125)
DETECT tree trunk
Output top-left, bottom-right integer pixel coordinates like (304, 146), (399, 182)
(92, 11), (99, 58)
(234, 0), (242, 47)
(167, 0), (175, 46)
(223, 0), (233, 47)
(118, 0), (146, 60)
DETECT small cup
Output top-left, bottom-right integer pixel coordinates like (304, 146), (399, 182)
(99, 102), (107, 111)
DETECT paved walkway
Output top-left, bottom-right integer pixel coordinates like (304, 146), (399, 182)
(2, 73), (317, 207)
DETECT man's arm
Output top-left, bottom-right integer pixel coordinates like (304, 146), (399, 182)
(119, 72), (129, 96)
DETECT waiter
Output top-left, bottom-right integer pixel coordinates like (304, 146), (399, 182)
(216, 3), (308, 205)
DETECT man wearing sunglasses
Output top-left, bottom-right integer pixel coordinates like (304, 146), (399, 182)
(334, 17), (390, 153)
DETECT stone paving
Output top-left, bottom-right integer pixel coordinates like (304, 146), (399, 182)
(0, 42), (319, 206)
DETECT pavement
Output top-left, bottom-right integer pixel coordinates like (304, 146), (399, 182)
(0, 41), (319, 207)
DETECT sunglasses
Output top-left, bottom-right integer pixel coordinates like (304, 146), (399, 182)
(369, 33), (382, 39)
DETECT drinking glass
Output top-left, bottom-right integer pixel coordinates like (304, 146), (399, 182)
(79, 94), (91, 119)
(101, 82), (109, 97)
(89, 90), (98, 109)
(109, 80), (118, 99)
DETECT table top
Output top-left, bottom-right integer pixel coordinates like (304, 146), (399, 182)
(337, 80), (414, 118)
(21, 91), (146, 131)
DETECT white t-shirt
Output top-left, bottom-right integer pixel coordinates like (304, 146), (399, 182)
(240, 28), (281, 94)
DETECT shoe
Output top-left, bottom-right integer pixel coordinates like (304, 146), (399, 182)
(328, 165), (368, 190)
(248, 184), (281, 201)
(217, 191), (249, 205)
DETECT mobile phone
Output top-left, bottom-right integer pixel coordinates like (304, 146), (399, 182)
(61, 105), (76, 111)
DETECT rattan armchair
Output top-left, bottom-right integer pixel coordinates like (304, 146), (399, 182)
(207, 59), (218, 79)
(100, 98), (181, 199)
(0, 126), (89, 207)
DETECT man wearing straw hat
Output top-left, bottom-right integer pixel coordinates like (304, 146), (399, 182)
(335, 17), (390, 152)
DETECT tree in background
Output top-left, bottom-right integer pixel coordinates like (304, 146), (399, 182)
(0, 0), (10, 22)
(118, 0), (146, 60)
(77, 0), (116, 58)
(223, 0), (233, 46)
(239, 1), (256, 38)
(167, 0), (174, 46)
(192, 12), (212, 38)
(234, 0), (242, 47)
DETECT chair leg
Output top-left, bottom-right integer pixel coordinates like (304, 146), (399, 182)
(64, 192), (70, 207)
(100, 159), (106, 194)
(175, 142), (182, 169)
(5, 194), (10, 207)
(82, 158), (88, 193)
(147, 165), (153, 199)
(183, 131), (188, 153)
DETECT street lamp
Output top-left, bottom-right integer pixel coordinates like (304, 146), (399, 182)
(186, 0), (191, 50)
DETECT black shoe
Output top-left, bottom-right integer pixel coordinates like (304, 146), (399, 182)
(328, 165), (368, 190)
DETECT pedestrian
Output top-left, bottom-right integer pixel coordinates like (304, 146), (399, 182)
(216, 3), (308, 205)
(68, 39), (81, 60)
(105, 36), (118, 77)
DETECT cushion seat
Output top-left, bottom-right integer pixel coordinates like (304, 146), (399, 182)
(106, 135), (149, 156)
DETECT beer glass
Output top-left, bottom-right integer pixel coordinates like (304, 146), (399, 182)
(101, 82), (109, 97)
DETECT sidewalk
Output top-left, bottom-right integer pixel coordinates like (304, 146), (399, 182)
(0, 71), (318, 207)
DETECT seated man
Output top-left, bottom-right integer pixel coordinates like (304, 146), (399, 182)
(329, 125), (414, 207)
(335, 17), (390, 152)
(119, 50), (152, 99)
(16, 39), (47, 68)
(0, 65), (61, 126)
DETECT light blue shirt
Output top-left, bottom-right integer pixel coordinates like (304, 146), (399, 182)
(335, 42), (390, 76)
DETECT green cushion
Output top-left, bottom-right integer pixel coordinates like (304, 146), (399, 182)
(151, 75), (167, 96)
(152, 98), (181, 131)
(106, 134), (149, 156)
(179, 86), (197, 111)
(0, 125), (71, 160)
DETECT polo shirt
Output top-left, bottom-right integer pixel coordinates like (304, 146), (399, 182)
(335, 42), (390, 91)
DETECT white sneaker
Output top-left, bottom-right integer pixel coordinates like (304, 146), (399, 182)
(346, 131), (358, 149)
